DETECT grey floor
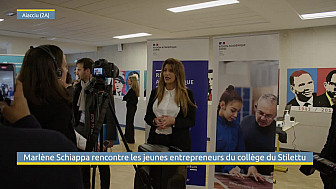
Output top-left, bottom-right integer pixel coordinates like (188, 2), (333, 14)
(91, 128), (323, 189)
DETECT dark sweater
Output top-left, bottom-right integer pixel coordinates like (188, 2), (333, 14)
(28, 101), (76, 144)
(240, 115), (276, 175)
(0, 115), (83, 189)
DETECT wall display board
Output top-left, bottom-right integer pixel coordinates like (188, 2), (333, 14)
(147, 38), (209, 187)
(0, 55), (24, 74)
(287, 68), (336, 113)
(212, 34), (279, 189)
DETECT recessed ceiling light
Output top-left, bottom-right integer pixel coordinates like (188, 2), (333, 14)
(113, 33), (152, 39)
(300, 10), (336, 20)
(0, 18), (4, 22)
(167, 0), (239, 13)
(6, 12), (16, 16)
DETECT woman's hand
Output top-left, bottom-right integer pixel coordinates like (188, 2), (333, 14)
(247, 166), (265, 182)
(153, 115), (175, 130)
(155, 115), (175, 130)
(0, 80), (30, 124)
(229, 167), (244, 179)
(153, 116), (164, 127)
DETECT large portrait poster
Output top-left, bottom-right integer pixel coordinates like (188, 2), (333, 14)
(147, 38), (209, 187)
(212, 34), (279, 189)
(287, 68), (336, 113)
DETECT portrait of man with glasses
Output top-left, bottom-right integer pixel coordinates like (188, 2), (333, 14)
(240, 94), (278, 175)
(316, 70), (336, 107)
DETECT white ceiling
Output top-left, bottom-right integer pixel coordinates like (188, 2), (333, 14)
(0, 0), (336, 48)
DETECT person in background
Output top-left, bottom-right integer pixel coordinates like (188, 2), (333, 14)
(18, 45), (76, 144)
(240, 94), (277, 176)
(74, 58), (116, 189)
(215, 85), (264, 182)
(123, 74), (139, 143)
(0, 81), (83, 188)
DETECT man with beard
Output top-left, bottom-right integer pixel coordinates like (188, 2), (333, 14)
(316, 70), (336, 107)
(288, 70), (318, 107)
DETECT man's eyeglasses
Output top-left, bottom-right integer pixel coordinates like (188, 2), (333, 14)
(256, 110), (274, 120)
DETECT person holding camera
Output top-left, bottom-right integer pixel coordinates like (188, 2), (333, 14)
(74, 58), (117, 189)
(18, 45), (76, 144)
(123, 74), (139, 143)
(0, 81), (83, 188)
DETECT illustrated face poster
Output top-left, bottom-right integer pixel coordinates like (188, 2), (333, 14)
(125, 70), (140, 92)
(287, 68), (336, 113)
(113, 71), (126, 97)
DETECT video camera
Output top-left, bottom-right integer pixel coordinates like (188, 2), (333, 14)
(86, 59), (119, 93)
(92, 59), (119, 79)
(300, 154), (336, 176)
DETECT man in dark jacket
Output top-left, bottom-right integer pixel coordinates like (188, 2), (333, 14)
(0, 81), (83, 189)
(73, 58), (117, 189)
(241, 94), (277, 175)
(320, 102), (336, 188)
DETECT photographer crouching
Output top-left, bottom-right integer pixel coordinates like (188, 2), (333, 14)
(74, 58), (118, 189)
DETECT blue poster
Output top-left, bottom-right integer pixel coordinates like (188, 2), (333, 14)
(152, 60), (208, 186)
(287, 68), (317, 105)
(125, 70), (140, 92)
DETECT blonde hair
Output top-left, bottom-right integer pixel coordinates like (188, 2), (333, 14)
(129, 74), (139, 97)
(157, 58), (196, 117)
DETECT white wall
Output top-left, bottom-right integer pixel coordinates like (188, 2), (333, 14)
(0, 35), (96, 55)
(67, 42), (147, 128)
(65, 25), (336, 152)
(278, 25), (336, 152)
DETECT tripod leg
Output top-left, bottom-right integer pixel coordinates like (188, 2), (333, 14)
(92, 165), (96, 189)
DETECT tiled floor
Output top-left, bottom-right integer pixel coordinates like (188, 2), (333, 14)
(91, 128), (324, 189)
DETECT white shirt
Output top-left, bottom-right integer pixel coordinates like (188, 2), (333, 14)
(153, 88), (180, 135)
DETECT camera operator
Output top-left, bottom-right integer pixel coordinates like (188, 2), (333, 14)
(0, 81), (83, 188)
(74, 58), (117, 189)
(320, 98), (336, 188)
